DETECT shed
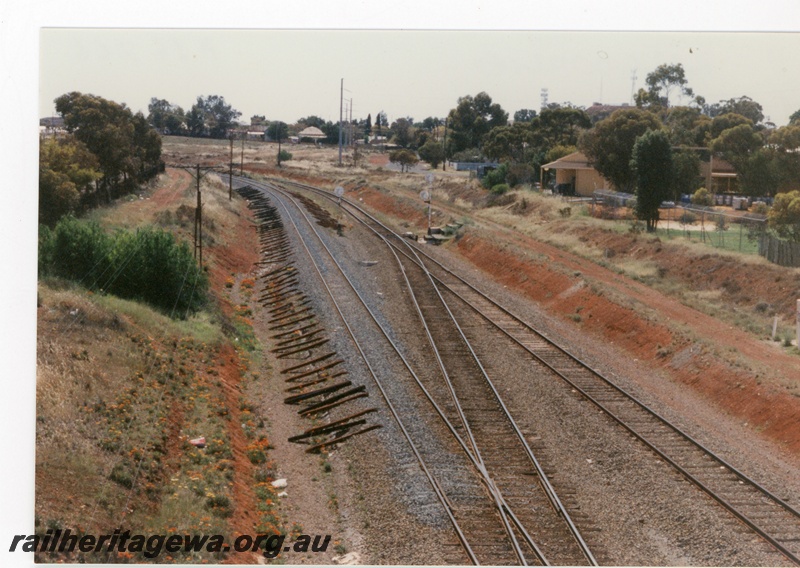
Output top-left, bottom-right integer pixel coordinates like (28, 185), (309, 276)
(540, 151), (611, 197)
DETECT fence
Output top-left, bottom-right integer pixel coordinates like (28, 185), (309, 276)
(591, 190), (768, 254)
(758, 234), (800, 267)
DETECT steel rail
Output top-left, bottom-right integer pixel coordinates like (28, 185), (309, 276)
(248, 183), (482, 565)
(242, 176), (603, 565)
(254, 177), (598, 563)
(377, 219), (596, 566)
(258, 180), (551, 565)
(266, 175), (800, 566)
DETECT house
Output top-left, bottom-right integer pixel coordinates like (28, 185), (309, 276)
(246, 130), (266, 141)
(297, 126), (327, 144)
(542, 150), (739, 198)
(700, 156), (739, 194)
(540, 151), (611, 196)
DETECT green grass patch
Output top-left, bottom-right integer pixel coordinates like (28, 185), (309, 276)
(654, 225), (760, 255)
(96, 294), (223, 345)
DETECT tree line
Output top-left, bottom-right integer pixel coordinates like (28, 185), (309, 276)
(40, 92), (163, 225)
(404, 63), (800, 235)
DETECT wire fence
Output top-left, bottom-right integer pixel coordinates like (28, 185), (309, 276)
(591, 190), (768, 255)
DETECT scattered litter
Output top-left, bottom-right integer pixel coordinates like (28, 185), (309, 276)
(271, 478), (288, 489)
(333, 552), (361, 565)
(586, 458), (593, 464)
(358, 260), (378, 267)
(189, 437), (206, 448)
(277, 491), (288, 498)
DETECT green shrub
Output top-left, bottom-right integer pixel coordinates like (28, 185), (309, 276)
(278, 150), (293, 162)
(38, 217), (207, 317)
(46, 216), (114, 287)
(490, 183), (510, 195)
(482, 163), (508, 190)
(691, 187), (714, 206)
(110, 227), (207, 315)
(38, 225), (55, 277)
(678, 211), (697, 226)
(418, 138), (445, 169)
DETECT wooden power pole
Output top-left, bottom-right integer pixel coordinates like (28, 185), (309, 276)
(229, 137), (234, 200)
(194, 164), (202, 266)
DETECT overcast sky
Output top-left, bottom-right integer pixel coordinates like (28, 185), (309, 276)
(40, 29), (800, 126)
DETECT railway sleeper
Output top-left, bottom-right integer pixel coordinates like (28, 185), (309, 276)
(269, 314), (316, 330)
(260, 279), (300, 297)
(290, 420), (367, 444)
(299, 386), (366, 414)
(290, 409), (377, 441)
(298, 392), (369, 416)
(305, 424), (383, 454)
(284, 360), (344, 383)
(270, 292), (309, 306)
(282, 352), (337, 374)
(269, 306), (313, 324)
(274, 328), (324, 347)
(260, 285), (301, 302)
(285, 371), (348, 392)
(273, 338), (331, 356)
(261, 291), (306, 307)
(272, 322), (319, 339)
(261, 271), (298, 286)
(284, 380), (353, 404)
(263, 296), (306, 310)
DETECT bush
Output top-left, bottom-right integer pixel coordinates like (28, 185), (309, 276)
(278, 150), (292, 162)
(47, 216), (114, 287)
(388, 149), (419, 172)
(490, 183), (510, 195)
(678, 211), (697, 226)
(111, 227), (207, 315)
(691, 187), (714, 206)
(482, 163), (508, 190)
(418, 138), (445, 169)
(38, 217), (207, 317)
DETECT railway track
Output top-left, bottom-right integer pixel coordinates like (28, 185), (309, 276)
(238, 180), (565, 564)
(256, 175), (800, 566)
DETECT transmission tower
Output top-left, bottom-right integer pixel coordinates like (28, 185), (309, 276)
(540, 88), (549, 110)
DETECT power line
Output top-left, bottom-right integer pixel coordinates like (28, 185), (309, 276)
(166, 163), (224, 268)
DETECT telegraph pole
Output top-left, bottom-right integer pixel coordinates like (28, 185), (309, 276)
(277, 121), (282, 167)
(442, 117), (448, 171)
(165, 163), (220, 268)
(194, 164), (203, 266)
(240, 136), (245, 175)
(338, 78), (344, 166)
(228, 136), (234, 200)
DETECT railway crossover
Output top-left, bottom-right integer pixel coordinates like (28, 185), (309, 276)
(227, 173), (800, 566)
